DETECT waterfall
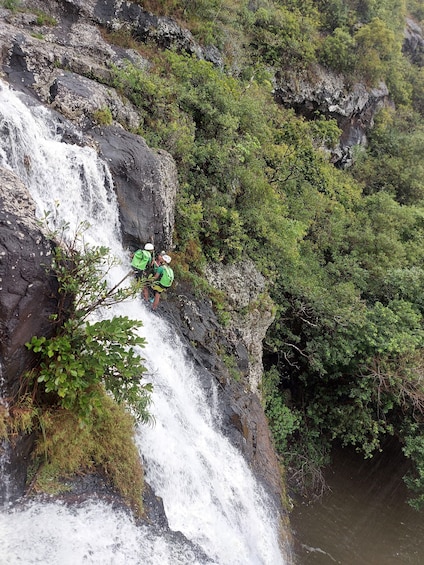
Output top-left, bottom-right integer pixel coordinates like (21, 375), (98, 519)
(0, 362), (12, 506)
(0, 80), (288, 564)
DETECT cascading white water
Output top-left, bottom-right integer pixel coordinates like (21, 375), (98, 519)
(0, 80), (288, 564)
(0, 362), (12, 506)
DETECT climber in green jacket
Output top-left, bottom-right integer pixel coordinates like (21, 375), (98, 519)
(143, 253), (174, 310)
(131, 242), (154, 280)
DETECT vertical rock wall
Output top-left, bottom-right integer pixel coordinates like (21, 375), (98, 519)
(0, 167), (59, 502)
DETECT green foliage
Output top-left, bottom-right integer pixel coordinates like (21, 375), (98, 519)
(312, 0), (408, 90)
(267, 397), (300, 452)
(2, 0), (20, 11)
(360, 300), (423, 356)
(1, 396), (40, 444)
(314, 0), (351, 32)
(34, 10), (57, 26)
(403, 424), (424, 510)
(308, 115), (342, 148)
(352, 107), (424, 204)
(385, 60), (413, 107)
(262, 158), (424, 501)
(409, 66), (424, 115)
(202, 205), (247, 262)
(407, 0), (424, 21)
(111, 52), (301, 264)
(263, 368), (300, 454)
(101, 0), (424, 506)
(111, 60), (189, 158)
(0, 409), (6, 440)
(249, 6), (319, 69)
(26, 316), (152, 421)
(371, 0), (407, 36)
(319, 27), (356, 73)
(93, 106), (113, 126)
(221, 352), (242, 380)
(174, 192), (204, 259)
(382, 267), (424, 311)
(180, 0), (225, 45)
(3, 392), (147, 513)
(354, 18), (398, 85)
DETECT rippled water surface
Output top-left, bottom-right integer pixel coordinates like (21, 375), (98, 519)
(290, 444), (424, 564)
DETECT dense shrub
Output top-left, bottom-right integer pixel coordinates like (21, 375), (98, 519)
(319, 27), (356, 73)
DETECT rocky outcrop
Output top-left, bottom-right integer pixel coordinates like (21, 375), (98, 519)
(48, 71), (142, 131)
(0, 0), (222, 101)
(159, 260), (275, 394)
(224, 379), (283, 505)
(204, 259), (274, 393)
(92, 0), (223, 67)
(403, 18), (424, 66)
(274, 16), (423, 166)
(273, 66), (392, 167)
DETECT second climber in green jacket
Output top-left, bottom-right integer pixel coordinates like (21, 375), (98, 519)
(143, 253), (174, 310)
(131, 242), (154, 280)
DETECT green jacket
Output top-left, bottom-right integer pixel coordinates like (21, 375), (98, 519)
(131, 249), (151, 271)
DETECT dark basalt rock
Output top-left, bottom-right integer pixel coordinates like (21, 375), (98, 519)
(0, 167), (58, 399)
(90, 125), (177, 251)
(0, 167), (59, 504)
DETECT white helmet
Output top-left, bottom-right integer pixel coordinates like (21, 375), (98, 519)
(162, 254), (171, 263)
(144, 243), (154, 251)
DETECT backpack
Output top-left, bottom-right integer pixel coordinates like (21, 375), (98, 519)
(160, 265), (174, 287)
(131, 249), (151, 270)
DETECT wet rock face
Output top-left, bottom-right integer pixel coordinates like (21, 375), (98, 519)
(91, 126), (177, 251)
(0, 3), (179, 251)
(0, 167), (59, 503)
(223, 378), (283, 505)
(0, 167), (58, 399)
